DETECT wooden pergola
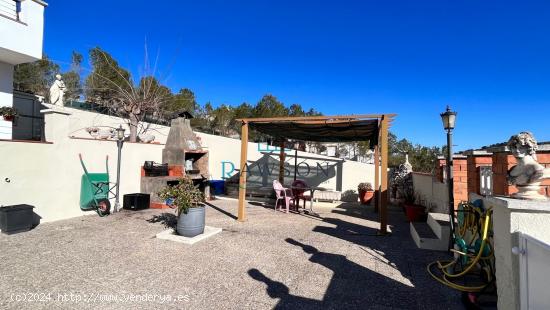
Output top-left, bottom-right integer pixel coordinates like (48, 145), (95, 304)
(235, 114), (396, 234)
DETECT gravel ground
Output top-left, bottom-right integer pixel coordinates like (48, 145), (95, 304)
(0, 198), (464, 309)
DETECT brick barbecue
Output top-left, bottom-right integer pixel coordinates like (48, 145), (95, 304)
(140, 115), (209, 209)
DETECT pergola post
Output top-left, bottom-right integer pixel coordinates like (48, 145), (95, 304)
(374, 145), (380, 212)
(238, 121), (249, 222)
(279, 139), (285, 183)
(379, 115), (389, 234)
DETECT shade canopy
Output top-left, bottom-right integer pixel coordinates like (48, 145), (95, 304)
(235, 113), (395, 234)
(248, 118), (381, 145)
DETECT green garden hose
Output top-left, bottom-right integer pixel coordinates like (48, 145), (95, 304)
(427, 201), (495, 293)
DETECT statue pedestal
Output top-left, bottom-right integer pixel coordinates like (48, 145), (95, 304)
(472, 194), (550, 310)
(40, 104), (72, 143)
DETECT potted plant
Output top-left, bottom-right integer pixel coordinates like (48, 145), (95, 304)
(0, 107), (16, 122)
(157, 177), (206, 237)
(402, 188), (426, 222)
(357, 182), (375, 205)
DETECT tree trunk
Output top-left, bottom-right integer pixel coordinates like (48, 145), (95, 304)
(129, 114), (139, 142)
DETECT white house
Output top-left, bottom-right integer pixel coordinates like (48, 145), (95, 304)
(0, 0), (47, 139)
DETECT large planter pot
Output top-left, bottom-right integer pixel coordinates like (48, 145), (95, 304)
(176, 205), (205, 237)
(358, 190), (375, 205)
(404, 204), (426, 222)
(2, 115), (14, 122)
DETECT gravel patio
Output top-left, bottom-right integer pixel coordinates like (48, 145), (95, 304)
(0, 198), (463, 309)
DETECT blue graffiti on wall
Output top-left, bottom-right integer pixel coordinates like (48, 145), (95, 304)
(220, 159), (330, 180)
(219, 142), (333, 180)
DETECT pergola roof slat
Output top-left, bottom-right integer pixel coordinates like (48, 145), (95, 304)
(249, 119), (379, 144)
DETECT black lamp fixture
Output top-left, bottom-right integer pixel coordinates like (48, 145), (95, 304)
(440, 105), (457, 250)
(440, 105), (457, 131)
(114, 125), (125, 212)
(116, 125), (125, 141)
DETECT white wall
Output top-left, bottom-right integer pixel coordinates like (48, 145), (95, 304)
(0, 135), (164, 222)
(0, 61), (13, 139)
(412, 172), (448, 213)
(58, 106), (375, 192)
(197, 132), (375, 192)
(0, 0), (46, 64)
(0, 105), (376, 223)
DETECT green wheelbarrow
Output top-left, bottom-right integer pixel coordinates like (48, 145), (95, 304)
(78, 154), (117, 217)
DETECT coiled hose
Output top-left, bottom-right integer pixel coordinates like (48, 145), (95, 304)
(427, 201), (494, 292)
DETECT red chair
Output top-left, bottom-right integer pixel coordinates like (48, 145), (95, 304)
(273, 180), (293, 213)
(291, 180), (312, 210)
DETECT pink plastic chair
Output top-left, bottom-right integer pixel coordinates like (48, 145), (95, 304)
(273, 180), (293, 213)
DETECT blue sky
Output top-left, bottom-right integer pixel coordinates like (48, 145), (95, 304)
(44, 0), (550, 151)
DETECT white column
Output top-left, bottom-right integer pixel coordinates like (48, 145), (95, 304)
(480, 195), (550, 310)
(0, 62), (14, 140)
(40, 104), (72, 143)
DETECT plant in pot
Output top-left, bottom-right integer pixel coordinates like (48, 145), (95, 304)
(0, 106), (16, 122)
(402, 189), (426, 222)
(357, 182), (375, 205)
(157, 177), (206, 237)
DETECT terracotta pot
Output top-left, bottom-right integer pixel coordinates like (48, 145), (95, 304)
(405, 204), (426, 222)
(2, 115), (14, 122)
(359, 190), (375, 205)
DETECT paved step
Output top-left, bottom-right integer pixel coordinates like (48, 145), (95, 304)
(410, 216), (449, 252)
(427, 212), (451, 240)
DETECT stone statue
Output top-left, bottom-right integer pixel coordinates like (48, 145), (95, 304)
(507, 132), (550, 201)
(49, 74), (66, 106)
(390, 153), (413, 200)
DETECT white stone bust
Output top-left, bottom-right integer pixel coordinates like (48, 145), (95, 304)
(49, 74), (66, 106)
(507, 132), (550, 201)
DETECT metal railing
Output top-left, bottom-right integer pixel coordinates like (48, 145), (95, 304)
(0, 0), (20, 21)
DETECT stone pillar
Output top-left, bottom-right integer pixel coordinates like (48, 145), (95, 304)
(436, 155), (468, 208)
(40, 105), (72, 143)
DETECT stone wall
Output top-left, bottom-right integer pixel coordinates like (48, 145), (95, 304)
(435, 157), (468, 208)
(412, 172), (449, 213)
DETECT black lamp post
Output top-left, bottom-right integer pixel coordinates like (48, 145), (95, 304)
(440, 106), (457, 250)
(114, 125), (125, 213)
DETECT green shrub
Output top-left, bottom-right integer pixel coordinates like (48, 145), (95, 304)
(157, 177), (205, 215)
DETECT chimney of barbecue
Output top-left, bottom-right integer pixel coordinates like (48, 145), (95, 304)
(162, 112), (201, 165)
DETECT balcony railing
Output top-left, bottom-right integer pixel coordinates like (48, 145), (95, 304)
(0, 0), (20, 21)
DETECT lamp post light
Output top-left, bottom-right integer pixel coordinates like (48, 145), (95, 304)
(440, 106), (457, 250)
(114, 125), (125, 213)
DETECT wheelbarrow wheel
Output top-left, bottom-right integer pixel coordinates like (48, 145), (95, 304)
(96, 199), (111, 217)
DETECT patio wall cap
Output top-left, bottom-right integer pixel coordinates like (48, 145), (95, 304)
(480, 195), (550, 213)
(437, 154), (468, 160)
(485, 144), (550, 153)
(461, 150), (493, 156)
(40, 107), (72, 116)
